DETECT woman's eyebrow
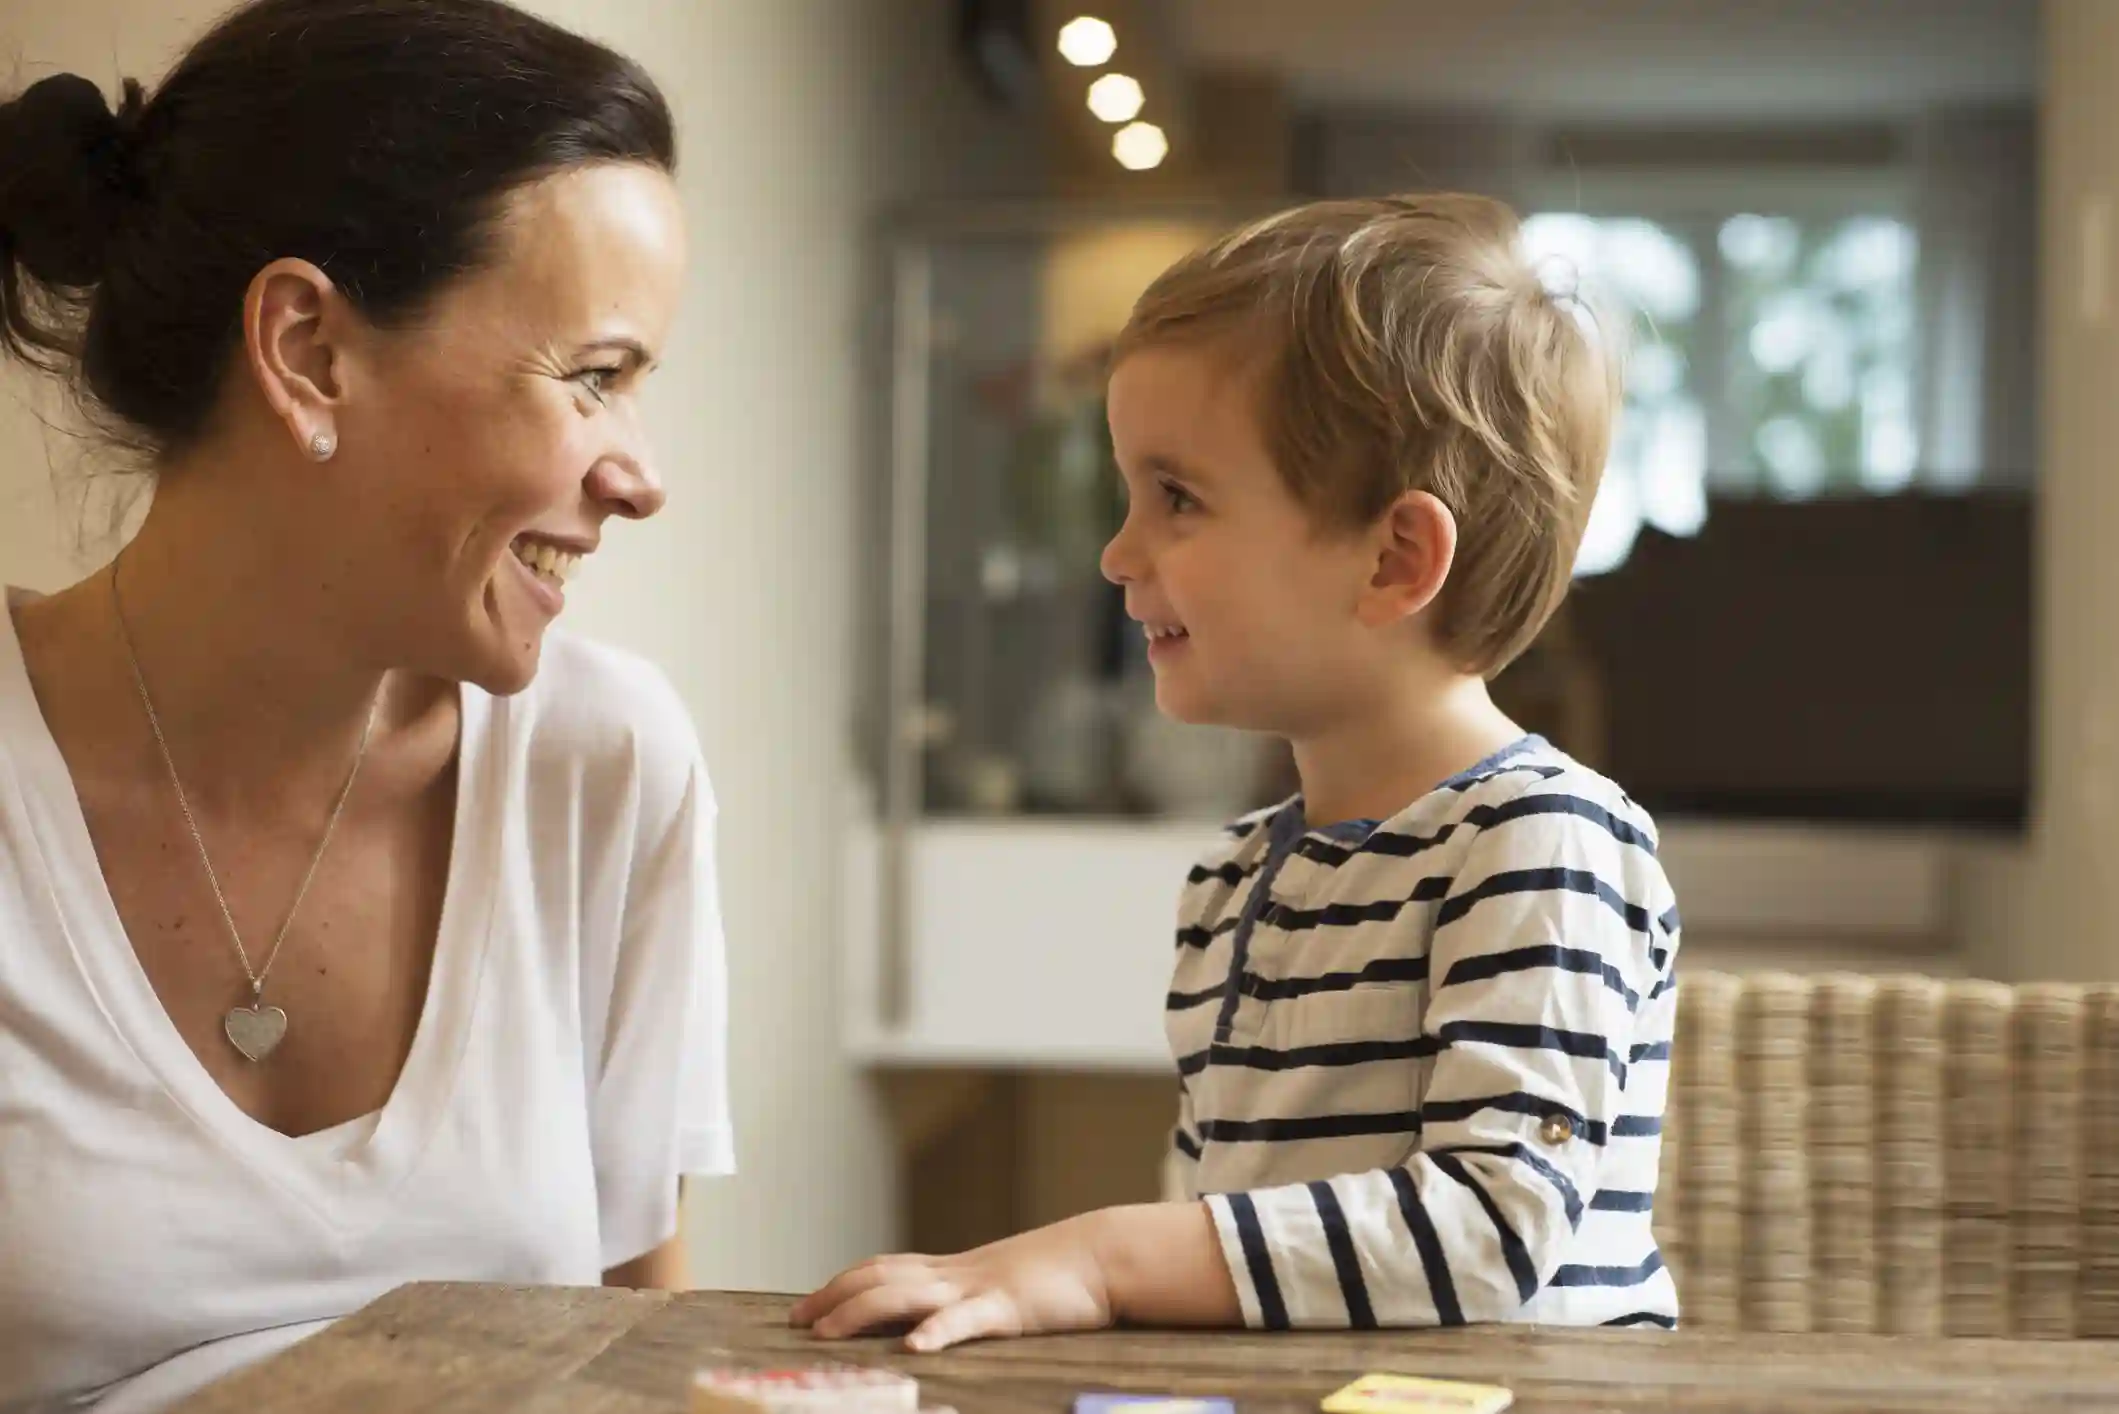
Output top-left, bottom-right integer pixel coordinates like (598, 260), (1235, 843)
(579, 335), (658, 371)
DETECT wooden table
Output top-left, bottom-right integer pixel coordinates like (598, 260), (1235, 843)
(170, 1283), (2119, 1413)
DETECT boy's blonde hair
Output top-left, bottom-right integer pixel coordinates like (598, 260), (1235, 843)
(1113, 193), (1622, 676)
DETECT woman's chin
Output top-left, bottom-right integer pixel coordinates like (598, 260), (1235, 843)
(465, 629), (545, 697)
(456, 572), (555, 696)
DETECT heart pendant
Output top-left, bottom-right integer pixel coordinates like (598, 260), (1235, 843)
(224, 1003), (288, 1062)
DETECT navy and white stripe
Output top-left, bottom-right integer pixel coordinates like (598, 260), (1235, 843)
(1163, 736), (1680, 1331)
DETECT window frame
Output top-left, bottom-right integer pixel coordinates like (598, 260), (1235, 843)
(1515, 165), (1920, 496)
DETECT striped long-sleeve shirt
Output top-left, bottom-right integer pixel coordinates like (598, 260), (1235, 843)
(1165, 736), (1680, 1331)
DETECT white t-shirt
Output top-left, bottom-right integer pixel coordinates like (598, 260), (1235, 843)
(0, 592), (734, 1413)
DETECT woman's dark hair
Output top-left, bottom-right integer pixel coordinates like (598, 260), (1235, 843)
(0, 0), (675, 455)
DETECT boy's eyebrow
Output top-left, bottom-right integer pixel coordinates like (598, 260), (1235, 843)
(1144, 453), (1210, 481)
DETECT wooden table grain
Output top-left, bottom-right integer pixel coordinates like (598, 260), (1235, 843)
(169, 1283), (2119, 1413)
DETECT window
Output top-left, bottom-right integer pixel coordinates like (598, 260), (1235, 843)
(1521, 207), (1920, 575)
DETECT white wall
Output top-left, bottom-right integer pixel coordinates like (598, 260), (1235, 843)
(0, 0), (1041, 1291)
(0, 2), (208, 588)
(532, 0), (899, 1289)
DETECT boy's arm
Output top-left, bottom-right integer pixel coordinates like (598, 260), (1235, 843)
(1192, 802), (1667, 1328)
(791, 1198), (1238, 1350)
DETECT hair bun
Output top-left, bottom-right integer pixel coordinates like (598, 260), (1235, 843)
(0, 73), (147, 288)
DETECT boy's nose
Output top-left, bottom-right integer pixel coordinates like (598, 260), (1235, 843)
(1100, 518), (1142, 586)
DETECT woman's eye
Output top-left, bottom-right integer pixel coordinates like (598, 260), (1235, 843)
(574, 367), (623, 401)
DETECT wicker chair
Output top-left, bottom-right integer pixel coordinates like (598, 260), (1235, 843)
(1661, 971), (2119, 1337)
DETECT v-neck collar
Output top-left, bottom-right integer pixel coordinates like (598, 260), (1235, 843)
(0, 586), (504, 1233)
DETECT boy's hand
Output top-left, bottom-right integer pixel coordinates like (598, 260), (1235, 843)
(792, 1202), (1241, 1352)
(791, 1214), (1114, 1352)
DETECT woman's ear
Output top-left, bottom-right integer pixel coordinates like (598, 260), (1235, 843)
(1356, 489), (1458, 628)
(242, 258), (347, 461)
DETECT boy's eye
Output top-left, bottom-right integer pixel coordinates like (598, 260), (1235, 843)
(1162, 480), (1200, 513)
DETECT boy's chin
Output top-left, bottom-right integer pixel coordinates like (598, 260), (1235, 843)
(1152, 677), (1265, 733)
(1150, 674), (1210, 724)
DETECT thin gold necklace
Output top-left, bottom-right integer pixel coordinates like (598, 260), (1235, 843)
(108, 560), (379, 1062)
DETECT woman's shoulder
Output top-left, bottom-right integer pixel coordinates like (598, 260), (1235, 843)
(486, 628), (710, 816)
(523, 627), (692, 723)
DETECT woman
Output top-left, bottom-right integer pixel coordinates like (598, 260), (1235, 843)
(0, 1), (730, 1408)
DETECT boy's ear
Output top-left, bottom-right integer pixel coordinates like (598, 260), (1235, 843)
(1356, 489), (1457, 628)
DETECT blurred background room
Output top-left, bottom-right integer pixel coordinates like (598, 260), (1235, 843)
(10, 0), (2119, 1327)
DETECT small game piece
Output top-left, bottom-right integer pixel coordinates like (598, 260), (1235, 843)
(1072, 1396), (1237, 1413)
(1319, 1372), (1514, 1414)
(689, 1364), (920, 1414)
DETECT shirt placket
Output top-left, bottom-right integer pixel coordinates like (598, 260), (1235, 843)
(1211, 806), (1310, 1050)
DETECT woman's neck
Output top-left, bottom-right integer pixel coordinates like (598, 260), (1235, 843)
(26, 473), (410, 813)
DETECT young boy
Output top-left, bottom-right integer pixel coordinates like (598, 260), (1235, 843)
(794, 193), (1680, 1348)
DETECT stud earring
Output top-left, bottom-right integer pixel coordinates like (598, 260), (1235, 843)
(308, 431), (337, 461)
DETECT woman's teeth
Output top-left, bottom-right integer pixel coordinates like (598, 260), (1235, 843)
(512, 540), (582, 587)
(1143, 623), (1189, 640)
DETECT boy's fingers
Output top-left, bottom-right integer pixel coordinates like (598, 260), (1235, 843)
(906, 1290), (1017, 1353)
(789, 1286), (829, 1327)
(790, 1274), (866, 1328)
(790, 1257), (927, 1327)
(811, 1278), (961, 1341)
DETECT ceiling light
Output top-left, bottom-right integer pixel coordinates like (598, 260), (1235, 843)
(1086, 73), (1145, 123)
(1057, 16), (1117, 67)
(1112, 121), (1168, 171)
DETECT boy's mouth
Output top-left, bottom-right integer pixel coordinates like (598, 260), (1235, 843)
(1141, 619), (1191, 661)
(1140, 620), (1189, 642)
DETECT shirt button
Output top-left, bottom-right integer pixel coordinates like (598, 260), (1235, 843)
(1539, 1114), (1575, 1145)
